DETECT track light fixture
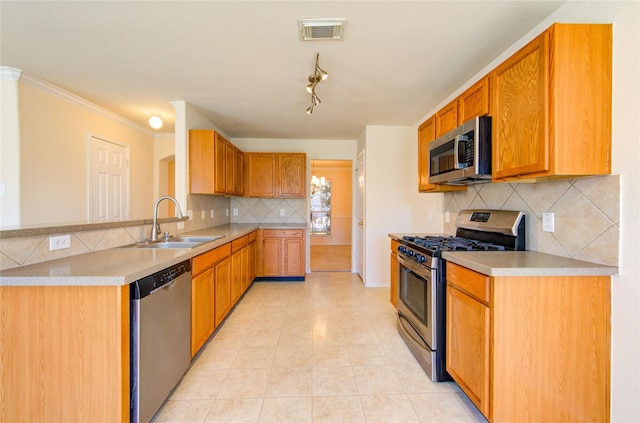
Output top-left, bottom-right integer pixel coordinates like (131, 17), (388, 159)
(305, 53), (328, 115)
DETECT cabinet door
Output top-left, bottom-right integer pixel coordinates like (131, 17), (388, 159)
(262, 238), (282, 276)
(390, 241), (399, 308)
(491, 31), (549, 179)
(277, 153), (306, 198)
(245, 153), (277, 197)
(230, 249), (243, 305)
(248, 238), (257, 283)
(418, 116), (437, 192)
(458, 77), (490, 123)
(235, 149), (244, 196)
(283, 238), (304, 276)
(189, 130), (215, 194)
(214, 133), (227, 194)
(446, 285), (490, 416)
(239, 246), (248, 293)
(435, 99), (458, 137)
(191, 268), (215, 357)
(214, 257), (231, 326)
(225, 141), (236, 195)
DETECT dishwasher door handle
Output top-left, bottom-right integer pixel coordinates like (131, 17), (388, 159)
(149, 279), (177, 295)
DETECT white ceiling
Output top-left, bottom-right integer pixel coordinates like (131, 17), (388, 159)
(1, 1), (564, 140)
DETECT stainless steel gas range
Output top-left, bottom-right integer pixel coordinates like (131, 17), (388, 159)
(395, 209), (525, 381)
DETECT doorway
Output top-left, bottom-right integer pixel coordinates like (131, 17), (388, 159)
(310, 160), (352, 272)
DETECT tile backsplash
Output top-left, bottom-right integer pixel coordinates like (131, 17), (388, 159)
(443, 175), (619, 266)
(230, 198), (308, 224)
(0, 194), (232, 270)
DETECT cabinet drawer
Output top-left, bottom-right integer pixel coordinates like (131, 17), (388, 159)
(447, 263), (491, 304)
(248, 230), (257, 243)
(263, 229), (303, 238)
(231, 235), (248, 252)
(192, 243), (231, 276)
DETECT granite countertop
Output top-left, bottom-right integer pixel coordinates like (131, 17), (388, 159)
(443, 251), (618, 277)
(0, 223), (307, 287)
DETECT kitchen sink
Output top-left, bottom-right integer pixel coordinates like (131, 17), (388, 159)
(119, 235), (225, 249)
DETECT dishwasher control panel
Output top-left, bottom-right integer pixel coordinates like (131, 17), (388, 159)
(131, 260), (191, 299)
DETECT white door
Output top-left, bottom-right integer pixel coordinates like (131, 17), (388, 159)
(90, 136), (129, 222)
(356, 150), (365, 281)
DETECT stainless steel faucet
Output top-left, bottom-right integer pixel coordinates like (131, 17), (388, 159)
(150, 196), (184, 241)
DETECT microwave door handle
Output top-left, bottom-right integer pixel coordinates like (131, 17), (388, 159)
(454, 135), (469, 169)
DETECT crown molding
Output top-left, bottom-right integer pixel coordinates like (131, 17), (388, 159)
(1, 66), (155, 136)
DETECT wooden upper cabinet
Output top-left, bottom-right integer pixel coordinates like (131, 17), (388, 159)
(435, 99), (458, 137)
(235, 149), (244, 196)
(458, 77), (490, 123)
(225, 141), (236, 195)
(491, 23), (612, 181)
(418, 116), (437, 192)
(245, 152), (306, 198)
(245, 153), (277, 197)
(189, 129), (243, 195)
(277, 153), (306, 198)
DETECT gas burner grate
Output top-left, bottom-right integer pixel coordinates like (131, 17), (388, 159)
(402, 235), (506, 252)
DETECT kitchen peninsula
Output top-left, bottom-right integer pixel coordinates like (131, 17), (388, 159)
(0, 222), (305, 423)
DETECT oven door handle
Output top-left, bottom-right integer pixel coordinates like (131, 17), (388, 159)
(398, 311), (428, 349)
(397, 254), (431, 278)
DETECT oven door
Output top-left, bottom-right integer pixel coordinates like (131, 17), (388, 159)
(397, 254), (437, 350)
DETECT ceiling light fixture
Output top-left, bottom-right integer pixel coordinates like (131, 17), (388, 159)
(149, 114), (163, 129)
(305, 53), (328, 115)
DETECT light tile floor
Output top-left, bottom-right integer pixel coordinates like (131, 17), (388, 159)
(154, 272), (488, 423)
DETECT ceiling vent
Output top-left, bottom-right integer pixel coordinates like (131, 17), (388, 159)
(298, 19), (346, 41)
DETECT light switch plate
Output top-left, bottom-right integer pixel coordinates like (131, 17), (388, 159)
(542, 212), (555, 232)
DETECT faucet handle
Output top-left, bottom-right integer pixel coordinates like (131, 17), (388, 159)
(163, 231), (170, 241)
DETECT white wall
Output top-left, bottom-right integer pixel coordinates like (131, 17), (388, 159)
(410, 3), (640, 420)
(0, 76), (21, 226)
(361, 126), (414, 286)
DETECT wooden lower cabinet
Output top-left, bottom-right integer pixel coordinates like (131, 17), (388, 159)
(191, 267), (215, 357)
(231, 235), (248, 304)
(214, 255), (231, 327)
(0, 285), (130, 423)
(446, 262), (610, 422)
(257, 229), (305, 278)
(191, 243), (231, 356)
(389, 239), (399, 308)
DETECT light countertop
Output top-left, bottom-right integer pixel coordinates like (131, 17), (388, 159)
(0, 223), (307, 287)
(443, 251), (618, 277)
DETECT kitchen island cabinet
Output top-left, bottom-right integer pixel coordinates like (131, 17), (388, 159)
(491, 23), (612, 182)
(0, 285), (130, 423)
(446, 261), (610, 422)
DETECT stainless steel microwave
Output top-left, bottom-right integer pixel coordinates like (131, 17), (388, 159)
(428, 116), (492, 185)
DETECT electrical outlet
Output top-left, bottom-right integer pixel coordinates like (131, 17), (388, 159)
(177, 222), (184, 230)
(280, 209), (285, 216)
(542, 212), (555, 232)
(444, 211), (450, 223)
(233, 208), (238, 216)
(49, 235), (70, 251)
(226, 209), (229, 217)
(210, 210), (214, 219)
(201, 210), (206, 219)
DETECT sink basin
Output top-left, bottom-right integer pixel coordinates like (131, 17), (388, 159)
(140, 241), (203, 249)
(171, 235), (225, 243)
(119, 235), (225, 249)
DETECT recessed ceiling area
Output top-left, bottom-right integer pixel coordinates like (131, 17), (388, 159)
(0, 1), (564, 139)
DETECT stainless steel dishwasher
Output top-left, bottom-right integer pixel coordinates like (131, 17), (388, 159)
(130, 260), (191, 423)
